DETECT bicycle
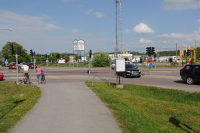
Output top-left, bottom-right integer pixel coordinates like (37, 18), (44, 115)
(41, 72), (46, 84)
(23, 73), (30, 84)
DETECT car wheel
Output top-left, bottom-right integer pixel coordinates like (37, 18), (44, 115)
(186, 77), (194, 85)
(123, 73), (126, 78)
(137, 75), (141, 78)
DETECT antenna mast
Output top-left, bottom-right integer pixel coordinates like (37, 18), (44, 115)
(115, 0), (122, 58)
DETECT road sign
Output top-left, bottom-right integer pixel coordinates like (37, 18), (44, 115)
(187, 58), (189, 63)
(149, 63), (153, 68)
(57, 59), (59, 62)
(150, 57), (153, 62)
(109, 57), (111, 61)
(154, 59), (156, 63)
(46, 60), (49, 63)
(5, 60), (8, 64)
(2, 58), (5, 62)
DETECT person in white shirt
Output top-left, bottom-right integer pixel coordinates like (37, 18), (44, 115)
(21, 65), (29, 82)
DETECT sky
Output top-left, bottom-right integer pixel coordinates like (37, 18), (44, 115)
(0, 0), (200, 55)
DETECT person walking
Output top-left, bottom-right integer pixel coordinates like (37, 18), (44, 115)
(36, 65), (42, 84)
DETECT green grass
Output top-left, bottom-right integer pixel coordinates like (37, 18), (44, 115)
(86, 82), (200, 133)
(38, 63), (92, 68)
(0, 82), (41, 133)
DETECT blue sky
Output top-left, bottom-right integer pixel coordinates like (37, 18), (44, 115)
(0, 0), (200, 55)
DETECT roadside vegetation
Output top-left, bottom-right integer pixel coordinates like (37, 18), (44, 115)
(86, 82), (200, 133)
(0, 82), (41, 133)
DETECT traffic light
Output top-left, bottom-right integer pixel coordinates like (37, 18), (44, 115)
(154, 53), (157, 58)
(10, 43), (14, 55)
(146, 47), (150, 56)
(34, 51), (35, 56)
(56, 54), (59, 59)
(5, 55), (8, 60)
(89, 50), (92, 58)
(151, 47), (155, 55)
(187, 50), (190, 56)
(17, 47), (21, 55)
(30, 49), (33, 56)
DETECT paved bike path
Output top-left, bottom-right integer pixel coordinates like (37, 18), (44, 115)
(11, 82), (121, 133)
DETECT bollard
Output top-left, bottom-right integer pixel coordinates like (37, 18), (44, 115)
(30, 75), (34, 88)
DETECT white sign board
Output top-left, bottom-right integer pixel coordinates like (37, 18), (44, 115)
(73, 39), (85, 51)
(115, 58), (125, 72)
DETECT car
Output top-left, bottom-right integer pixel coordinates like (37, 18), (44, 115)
(8, 63), (17, 69)
(111, 64), (115, 69)
(27, 63), (37, 69)
(180, 64), (200, 84)
(0, 72), (4, 80)
(121, 64), (141, 78)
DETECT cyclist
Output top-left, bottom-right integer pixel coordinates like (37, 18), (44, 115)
(21, 63), (29, 82)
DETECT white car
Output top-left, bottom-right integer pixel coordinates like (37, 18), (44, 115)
(111, 64), (115, 69)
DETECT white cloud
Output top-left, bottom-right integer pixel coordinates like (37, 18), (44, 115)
(197, 19), (200, 24)
(92, 12), (106, 18)
(163, 0), (200, 10)
(62, 0), (73, 2)
(84, 10), (106, 18)
(0, 10), (85, 54)
(85, 10), (92, 14)
(138, 38), (154, 44)
(157, 27), (200, 43)
(133, 23), (156, 34)
(123, 29), (131, 33)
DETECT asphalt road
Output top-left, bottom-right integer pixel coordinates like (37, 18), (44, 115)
(1, 66), (200, 92)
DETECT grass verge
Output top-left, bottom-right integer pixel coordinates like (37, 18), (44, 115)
(86, 82), (200, 133)
(0, 81), (41, 133)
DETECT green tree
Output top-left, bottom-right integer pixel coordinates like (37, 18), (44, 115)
(74, 55), (78, 61)
(64, 55), (70, 63)
(86, 56), (89, 61)
(49, 52), (61, 62)
(40, 56), (46, 62)
(35, 57), (41, 63)
(92, 52), (109, 67)
(0, 42), (30, 63)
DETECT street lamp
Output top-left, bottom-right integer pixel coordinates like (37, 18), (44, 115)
(0, 29), (12, 31)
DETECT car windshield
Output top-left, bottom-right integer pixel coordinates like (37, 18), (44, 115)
(30, 63), (34, 65)
(126, 64), (136, 68)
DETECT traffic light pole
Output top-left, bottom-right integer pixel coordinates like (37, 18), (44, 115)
(34, 56), (35, 72)
(15, 55), (19, 83)
(88, 58), (91, 81)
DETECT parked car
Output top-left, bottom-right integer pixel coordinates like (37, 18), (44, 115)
(8, 63), (17, 69)
(121, 64), (141, 78)
(180, 64), (200, 84)
(0, 72), (4, 80)
(28, 63), (37, 69)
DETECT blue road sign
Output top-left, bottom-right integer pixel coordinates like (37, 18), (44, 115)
(154, 59), (156, 63)
(109, 57), (111, 61)
(57, 59), (59, 62)
(2, 58), (5, 62)
(149, 63), (153, 68)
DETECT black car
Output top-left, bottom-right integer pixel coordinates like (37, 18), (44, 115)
(121, 64), (141, 78)
(180, 64), (200, 84)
